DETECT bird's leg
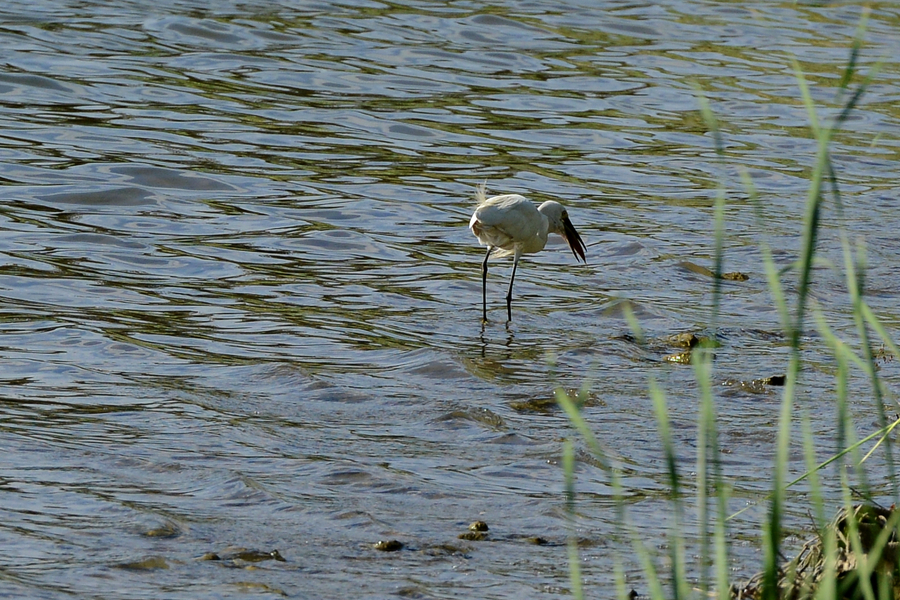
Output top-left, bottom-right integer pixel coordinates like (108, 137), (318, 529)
(481, 246), (492, 322)
(505, 254), (520, 322)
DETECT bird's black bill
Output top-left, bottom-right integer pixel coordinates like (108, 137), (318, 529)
(562, 217), (586, 262)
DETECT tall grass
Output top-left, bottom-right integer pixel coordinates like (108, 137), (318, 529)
(558, 11), (900, 599)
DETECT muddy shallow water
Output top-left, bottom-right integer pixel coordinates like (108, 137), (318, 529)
(1, 1), (899, 598)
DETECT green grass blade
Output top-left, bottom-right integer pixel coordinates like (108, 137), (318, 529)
(800, 409), (826, 530)
(842, 236), (897, 501)
(741, 169), (792, 333)
(556, 388), (612, 474)
(563, 439), (584, 600)
(860, 302), (900, 359)
(649, 379), (688, 600)
(714, 482), (731, 600)
(694, 85), (725, 157)
(694, 84), (728, 326)
(620, 299), (645, 347)
(837, 7), (870, 92)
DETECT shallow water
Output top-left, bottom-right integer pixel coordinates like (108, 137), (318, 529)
(1, 1), (900, 597)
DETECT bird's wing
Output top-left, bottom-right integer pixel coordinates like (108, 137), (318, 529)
(472, 195), (538, 240)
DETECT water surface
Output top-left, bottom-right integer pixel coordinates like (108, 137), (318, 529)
(1, 1), (900, 598)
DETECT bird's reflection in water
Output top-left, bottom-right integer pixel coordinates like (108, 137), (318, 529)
(478, 317), (515, 359)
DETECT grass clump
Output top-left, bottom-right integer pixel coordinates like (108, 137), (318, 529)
(734, 504), (900, 600)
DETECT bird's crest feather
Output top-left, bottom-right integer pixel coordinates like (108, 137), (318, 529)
(475, 181), (487, 205)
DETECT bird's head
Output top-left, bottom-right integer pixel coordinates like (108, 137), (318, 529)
(538, 200), (586, 263)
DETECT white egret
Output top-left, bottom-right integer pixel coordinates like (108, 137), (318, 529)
(469, 184), (586, 321)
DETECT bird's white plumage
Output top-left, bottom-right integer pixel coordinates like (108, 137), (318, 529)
(468, 183), (586, 321)
(469, 193), (549, 258)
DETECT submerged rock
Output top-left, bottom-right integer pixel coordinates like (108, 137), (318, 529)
(198, 547), (285, 566)
(116, 556), (169, 570)
(469, 521), (489, 532)
(663, 332), (701, 348)
(676, 261), (749, 282)
(664, 351), (693, 364)
(141, 522), (181, 539)
(224, 548), (285, 563)
(722, 374), (787, 394)
(374, 539), (404, 552)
